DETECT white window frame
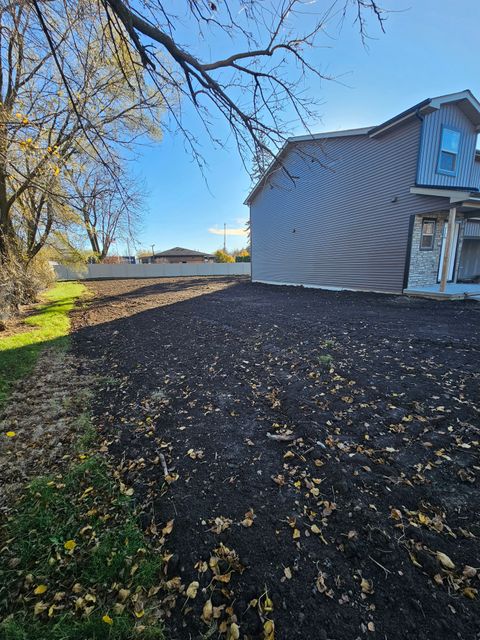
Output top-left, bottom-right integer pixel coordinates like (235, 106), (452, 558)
(437, 126), (461, 176)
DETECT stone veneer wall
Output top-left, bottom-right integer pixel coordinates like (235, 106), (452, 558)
(408, 213), (465, 287)
(408, 215), (445, 287)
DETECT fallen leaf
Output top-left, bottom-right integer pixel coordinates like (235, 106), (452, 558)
(64, 539), (76, 551)
(34, 601), (48, 616)
(6, 431), (16, 438)
(202, 599), (213, 622)
(437, 551), (455, 570)
(360, 578), (374, 594)
(264, 619), (275, 640)
(284, 567), (292, 580)
(102, 614), (113, 625)
(162, 519), (174, 536)
(118, 588), (130, 602)
(463, 587), (477, 600)
(228, 622), (240, 640)
(241, 509), (255, 527)
(186, 581), (199, 599)
(463, 565), (477, 578)
(34, 584), (48, 595)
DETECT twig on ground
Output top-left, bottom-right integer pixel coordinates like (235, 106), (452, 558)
(158, 453), (170, 478)
(368, 555), (391, 576)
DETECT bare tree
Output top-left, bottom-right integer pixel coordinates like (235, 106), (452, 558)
(31, 0), (386, 173)
(66, 164), (145, 261)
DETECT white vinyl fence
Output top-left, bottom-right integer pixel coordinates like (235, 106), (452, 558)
(54, 262), (251, 281)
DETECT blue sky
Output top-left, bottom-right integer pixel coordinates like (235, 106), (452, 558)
(127, 0), (480, 256)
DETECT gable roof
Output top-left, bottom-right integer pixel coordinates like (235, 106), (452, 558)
(153, 246), (214, 258)
(245, 90), (480, 205)
(370, 90), (480, 137)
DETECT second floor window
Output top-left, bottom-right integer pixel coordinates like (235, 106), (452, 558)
(438, 127), (461, 175)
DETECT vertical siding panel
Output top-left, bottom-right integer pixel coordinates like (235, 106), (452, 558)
(418, 104), (478, 188)
(471, 160), (480, 189)
(250, 119), (448, 293)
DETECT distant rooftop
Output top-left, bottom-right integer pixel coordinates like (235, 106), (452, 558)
(153, 246), (215, 258)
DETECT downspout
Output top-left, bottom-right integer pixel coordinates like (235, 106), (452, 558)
(414, 107), (425, 186)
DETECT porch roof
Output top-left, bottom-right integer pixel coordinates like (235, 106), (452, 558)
(410, 186), (480, 215)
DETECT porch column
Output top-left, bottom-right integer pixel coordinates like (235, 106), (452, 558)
(439, 206), (457, 293)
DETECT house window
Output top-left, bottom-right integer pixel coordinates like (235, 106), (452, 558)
(437, 127), (461, 175)
(420, 218), (436, 251)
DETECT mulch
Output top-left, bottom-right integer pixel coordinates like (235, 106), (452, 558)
(71, 277), (480, 640)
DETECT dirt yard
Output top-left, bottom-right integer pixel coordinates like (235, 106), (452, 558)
(72, 277), (480, 640)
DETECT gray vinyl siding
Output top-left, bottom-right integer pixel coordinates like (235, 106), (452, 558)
(472, 159), (480, 189)
(417, 104), (479, 189)
(250, 119), (447, 293)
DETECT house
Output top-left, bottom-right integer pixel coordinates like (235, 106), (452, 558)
(140, 247), (215, 264)
(245, 90), (480, 298)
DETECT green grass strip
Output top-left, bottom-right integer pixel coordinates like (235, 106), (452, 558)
(0, 281), (85, 408)
(0, 455), (164, 640)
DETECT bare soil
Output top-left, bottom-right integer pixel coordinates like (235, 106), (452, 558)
(71, 277), (480, 640)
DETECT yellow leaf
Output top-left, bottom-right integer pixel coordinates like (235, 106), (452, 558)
(418, 512), (430, 525)
(264, 619), (275, 640)
(202, 599), (213, 622)
(293, 528), (301, 540)
(34, 601), (48, 616)
(436, 551), (455, 570)
(102, 614), (113, 625)
(6, 431), (16, 437)
(34, 584), (48, 595)
(228, 622), (240, 640)
(134, 609), (145, 619)
(186, 581), (199, 599)
(64, 539), (76, 551)
(311, 524), (321, 534)
(261, 594), (274, 614)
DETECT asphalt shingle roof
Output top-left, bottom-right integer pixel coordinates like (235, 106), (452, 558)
(153, 247), (214, 258)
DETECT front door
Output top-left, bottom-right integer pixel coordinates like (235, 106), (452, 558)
(437, 221), (460, 282)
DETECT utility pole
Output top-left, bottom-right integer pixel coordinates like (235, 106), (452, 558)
(151, 244), (155, 264)
(223, 223), (227, 252)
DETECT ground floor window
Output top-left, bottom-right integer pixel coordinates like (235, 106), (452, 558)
(420, 218), (436, 250)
